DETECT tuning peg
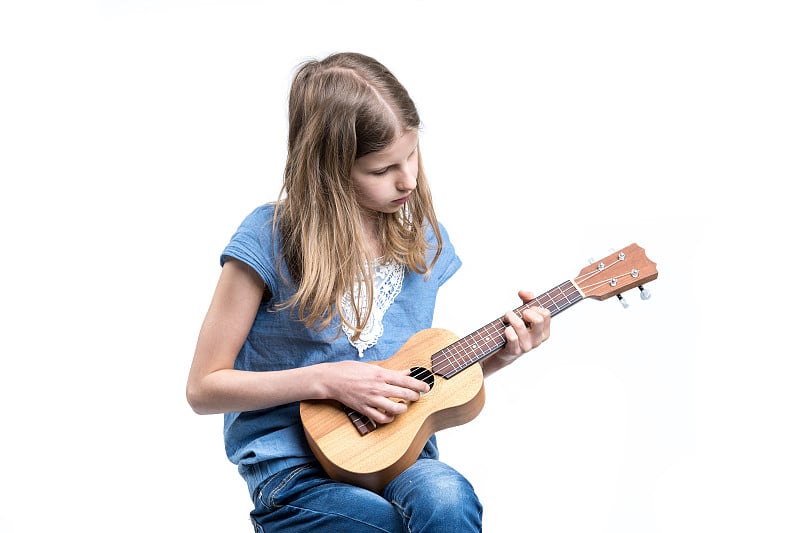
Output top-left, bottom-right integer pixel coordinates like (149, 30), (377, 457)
(638, 286), (651, 300)
(617, 294), (629, 309)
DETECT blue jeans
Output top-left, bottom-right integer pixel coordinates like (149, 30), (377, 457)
(249, 459), (483, 532)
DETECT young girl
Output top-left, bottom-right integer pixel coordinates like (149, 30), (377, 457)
(187, 52), (551, 532)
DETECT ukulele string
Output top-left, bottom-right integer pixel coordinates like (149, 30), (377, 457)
(573, 256), (638, 294)
(426, 281), (583, 375)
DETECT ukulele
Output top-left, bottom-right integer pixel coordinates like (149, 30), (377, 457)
(300, 243), (658, 492)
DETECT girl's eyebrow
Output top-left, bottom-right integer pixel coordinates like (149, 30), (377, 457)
(373, 145), (417, 173)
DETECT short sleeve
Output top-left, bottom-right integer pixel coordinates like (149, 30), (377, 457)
(220, 204), (281, 291)
(430, 221), (462, 286)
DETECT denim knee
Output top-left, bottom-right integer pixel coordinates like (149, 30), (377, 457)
(385, 458), (482, 532)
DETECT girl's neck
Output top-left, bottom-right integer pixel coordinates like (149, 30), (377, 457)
(359, 211), (383, 259)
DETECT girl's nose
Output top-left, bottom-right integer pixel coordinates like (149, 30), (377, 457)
(397, 165), (417, 191)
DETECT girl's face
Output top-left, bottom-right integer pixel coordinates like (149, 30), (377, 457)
(351, 129), (419, 216)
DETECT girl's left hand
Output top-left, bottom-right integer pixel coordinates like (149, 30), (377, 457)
(481, 290), (551, 376)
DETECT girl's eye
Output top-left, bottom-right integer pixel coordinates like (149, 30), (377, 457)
(372, 168), (390, 176)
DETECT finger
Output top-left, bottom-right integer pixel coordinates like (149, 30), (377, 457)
(518, 289), (536, 303)
(503, 315), (524, 355)
(372, 396), (410, 417)
(506, 309), (544, 352)
(504, 323), (520, 345)
(532, 306), (551, 337)
(522, 307), (550, 345)
(356, 394), (409, 424)
(386, 370), (430, 394)
(504, 309), (525, 329)
(362, 406), (395, 425)
(384, 383), (424, 403)
(523, 308), (545, 331)
(404, 375), (431, 393)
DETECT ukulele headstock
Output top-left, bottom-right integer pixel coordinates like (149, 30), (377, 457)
(574, 243), (658, 301)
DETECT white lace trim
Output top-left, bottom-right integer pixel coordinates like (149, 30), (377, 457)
(341, 258), (405, 357)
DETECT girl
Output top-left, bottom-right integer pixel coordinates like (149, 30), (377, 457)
(187, 52), (551, 532)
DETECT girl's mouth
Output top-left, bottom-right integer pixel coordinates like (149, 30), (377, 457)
(392, 195), (410, 205)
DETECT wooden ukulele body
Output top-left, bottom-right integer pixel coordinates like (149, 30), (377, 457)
(300, 327), (486, 493)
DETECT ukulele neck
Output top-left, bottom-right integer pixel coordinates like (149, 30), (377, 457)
(432, 280), (583, 379)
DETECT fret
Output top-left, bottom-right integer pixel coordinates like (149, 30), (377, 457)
(346, 406), (377, 436)
(432, 281), (583, 379)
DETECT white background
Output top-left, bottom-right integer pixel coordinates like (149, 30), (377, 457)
(1, 1), (798, 531)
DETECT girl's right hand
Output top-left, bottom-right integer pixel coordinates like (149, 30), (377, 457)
(321, 361), (430, 425)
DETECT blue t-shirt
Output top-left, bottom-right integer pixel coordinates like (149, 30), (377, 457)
(219, 203), (462, 495)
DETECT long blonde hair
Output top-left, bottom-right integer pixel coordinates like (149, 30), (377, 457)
(274, 52), (442, 338)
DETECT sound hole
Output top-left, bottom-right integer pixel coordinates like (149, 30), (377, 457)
(409, 366), (435, 390)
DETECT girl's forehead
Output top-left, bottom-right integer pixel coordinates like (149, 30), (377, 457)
(363, 130), (418, 161)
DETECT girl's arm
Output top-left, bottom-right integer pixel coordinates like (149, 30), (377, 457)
(186, 259), (428, 422)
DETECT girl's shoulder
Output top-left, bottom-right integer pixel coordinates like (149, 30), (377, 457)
(237, 202), (278, 229)
(426, 220), (462, 284)
(221, 203), (283, 288)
